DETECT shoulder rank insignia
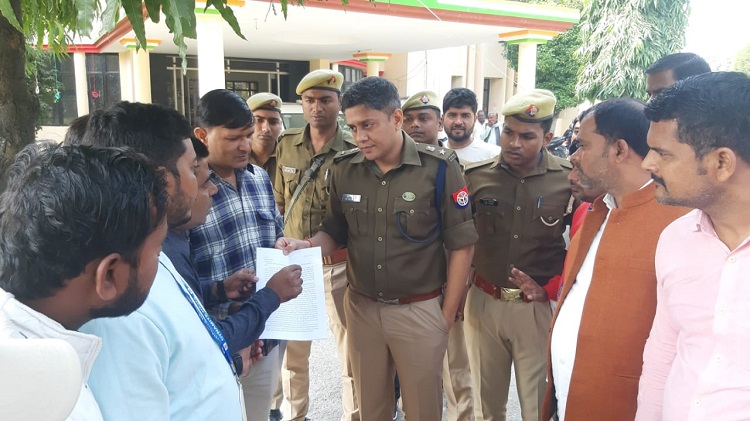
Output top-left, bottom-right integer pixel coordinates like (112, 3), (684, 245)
(334, 148), (360, 161)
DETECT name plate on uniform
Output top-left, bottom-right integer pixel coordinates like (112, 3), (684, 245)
(282, 166), (298, 174)
(341, 194), (361, 203)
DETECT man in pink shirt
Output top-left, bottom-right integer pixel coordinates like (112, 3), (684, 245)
(637, 71), (750, 420)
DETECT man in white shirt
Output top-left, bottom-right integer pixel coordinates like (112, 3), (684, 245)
(540, 99), (688, 420)
(442, 88), (501, 165)
(0, 142), (169, 420)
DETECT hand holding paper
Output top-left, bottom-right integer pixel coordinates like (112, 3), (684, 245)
(256, 247), (329, 341)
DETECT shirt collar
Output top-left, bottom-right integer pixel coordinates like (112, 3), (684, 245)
(604, 179), (654, 209)
(295, 124), (350, 153)
(0, 288), (102, 383)
(493, 150), (561, 175)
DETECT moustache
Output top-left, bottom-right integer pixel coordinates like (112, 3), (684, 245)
(651, 174), (666, 187)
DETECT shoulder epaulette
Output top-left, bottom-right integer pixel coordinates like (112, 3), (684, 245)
(334, 148), (360, 161)
(416, 143), (456, 162)
(279, 127), (305, 138)
(464, 157), (496, 172)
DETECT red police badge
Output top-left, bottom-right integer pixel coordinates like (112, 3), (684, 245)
(452, 187), (470, 208)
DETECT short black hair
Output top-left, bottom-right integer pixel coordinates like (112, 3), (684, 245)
(0, 143), (168, 300)
(341, 77), (401, 114)
(191, 135), (209, 159)
(81, 101), (191, 175)
(586, 98), (649, 158)
(646, 53), (711, 80)
(195, 89), (254, 130)
(443, 88), (478, 114)
(63, 111), (100, 146)
(645, 71), (750, 163)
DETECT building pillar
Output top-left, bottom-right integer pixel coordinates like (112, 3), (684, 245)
(132, 49), (152, 103)
(466, 46), (476, 90)
(118, 52), (134, 102)
(498, 30), (557, 92)
(473, 43), (485, 109)
(517, 42), (538, 93)
(505, 66), (516, 102)
(196, 13), (226, 96)
(309, 59), (331, 71)
(73, 52), (89, 116)
(119, 38), (161, 103)
(353, 52), (392, 77)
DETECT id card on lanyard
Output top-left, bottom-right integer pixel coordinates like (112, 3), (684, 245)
(161, 261), (248, 421)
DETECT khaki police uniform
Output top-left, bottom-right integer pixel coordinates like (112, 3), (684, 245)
(271, 69), (360, 421)
(247, 93), (282, 188)
(320, 134), (478, 421)
(403, 90), (474, 421)
(239, 93), (283, 421)
(463, 90), (575, 421)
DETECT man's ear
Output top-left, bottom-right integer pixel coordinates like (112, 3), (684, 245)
(93, 253), (128, 303)
(392, 108), (404, 131)
(713, 147), (738, 182)
(194, 127), (209, 147)
(543, 132), (554, 147)
(613, 138), (630, 162)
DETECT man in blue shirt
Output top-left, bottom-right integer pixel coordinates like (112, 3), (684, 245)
(79, 102), (300, 420)
(163, 137), (300, 370)
(190, 89), (300, 421)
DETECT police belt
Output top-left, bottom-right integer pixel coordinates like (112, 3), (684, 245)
(351, 286), (442, 305)
(473, 274), (528, 302)
(323, 248), (348, 266)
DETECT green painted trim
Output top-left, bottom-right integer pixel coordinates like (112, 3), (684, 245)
(506, 38), (550, 45)
(372, 0), (579, 24)
(195, 7), (220, 15)
(357, 58), (388, 62)
(124, 45), (157, 50)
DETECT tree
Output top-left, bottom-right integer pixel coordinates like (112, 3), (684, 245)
(576, 0), (689, 102)
(733, 43), (750, 76)
(503, 0), (582, 113)
(0, 0), (339, 159)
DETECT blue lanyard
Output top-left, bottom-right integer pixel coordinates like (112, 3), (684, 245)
(160, 261), (238, 378)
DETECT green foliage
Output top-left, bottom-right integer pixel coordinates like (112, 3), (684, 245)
(733, 43), (750, 76)
(25, 49), (62, 130)
(577, 0), (689, 101)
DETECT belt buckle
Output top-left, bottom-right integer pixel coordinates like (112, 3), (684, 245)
(377, 297), (400, 305)
(500, 288), (522, 302)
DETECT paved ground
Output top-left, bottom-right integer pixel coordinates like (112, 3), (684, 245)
(306, 335), (522, 421)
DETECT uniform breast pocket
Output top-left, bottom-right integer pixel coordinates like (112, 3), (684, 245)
(343, 198), (369, 236)
(393, 198), (437, 240)
(474, 203), (502, 234)
(533, 204), (565, 235)
(282, 170), (300, 197)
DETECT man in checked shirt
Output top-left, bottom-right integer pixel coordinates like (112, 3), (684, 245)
(190, 89), (301, 421)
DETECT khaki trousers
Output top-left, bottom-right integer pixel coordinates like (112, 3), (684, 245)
(443, 319), (474, 421)
(242, 344), (283, 421)
(465, 285), (552, 421)
(345, 288), (448, 421)
(273, 262), (358, 421)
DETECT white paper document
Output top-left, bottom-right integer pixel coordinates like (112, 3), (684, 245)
(255, 247), (328, 341)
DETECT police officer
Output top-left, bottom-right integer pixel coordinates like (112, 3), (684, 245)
(463, 89), (576, 421)
(403, 89), (474, 421)
(272, 69), (358, 421)
(276, 77), (477, 421)
(402, 91), (443, 146)
(247, 93), (283, 186)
